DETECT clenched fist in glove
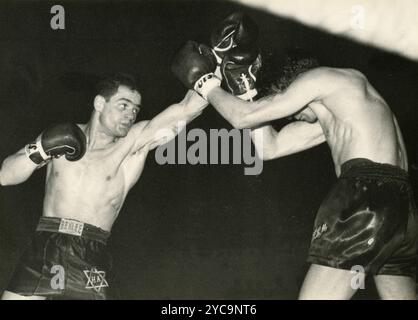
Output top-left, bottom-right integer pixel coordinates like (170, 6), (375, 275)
(171, 40), (221, 100)
(25, 123), (87, 166)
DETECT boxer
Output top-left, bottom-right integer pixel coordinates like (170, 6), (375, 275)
(171, 30), (418, 299)
(0, 73), (208, 299)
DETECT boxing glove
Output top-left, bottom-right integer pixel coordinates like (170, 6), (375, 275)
(211, 12), (259, 65)
(25, 123), (87, 165)
(221, 45), (262, 101)
(171, 40), (221, 100)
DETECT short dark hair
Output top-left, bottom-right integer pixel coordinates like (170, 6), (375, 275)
(258, 48), (319, 97)
(95, 73), (140, 101)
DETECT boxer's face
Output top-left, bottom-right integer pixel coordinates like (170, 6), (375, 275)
(294, 107), (317, 123)
(98, 85), (141, 137)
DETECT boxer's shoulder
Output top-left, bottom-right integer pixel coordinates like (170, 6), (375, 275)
(115, 120), (152, 155)
(312, 67), (366, 86)
(295, 67), (367, 99)
(128, 120), (149, 136)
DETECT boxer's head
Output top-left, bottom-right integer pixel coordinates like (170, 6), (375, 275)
(272, 49), (319, 94)
(258, 48), (319, 123)
(258, 48), (318, 95)
(93, 73), (142, 137)
(279, 54), (319, 123)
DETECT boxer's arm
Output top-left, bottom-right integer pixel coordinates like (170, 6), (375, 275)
(0, 148), (38, 186)
(130, 90), (208, 152)
(250, 125), (280, 160)
(207, 70), (322, 129)
(1, 123), (86, 186)
(256, 120), (325, 160)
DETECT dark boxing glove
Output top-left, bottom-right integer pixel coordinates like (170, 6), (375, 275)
(171, 40), (221, 100)
(221, 45), (262, 101)
(211, 12), (259, 65)
(25, 123), (87, 166)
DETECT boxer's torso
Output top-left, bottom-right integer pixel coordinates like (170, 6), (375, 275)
(307, 68), (407, 176)
(42, 124), (148, 231)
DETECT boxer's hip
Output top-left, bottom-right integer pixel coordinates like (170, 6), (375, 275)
(7, 216), (118, 299)
(339, 157), (409, 181)
(308, 158), (418, 276)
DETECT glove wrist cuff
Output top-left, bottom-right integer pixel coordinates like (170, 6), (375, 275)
(25, 136), (51, 165)
(194, 73), (221, 100)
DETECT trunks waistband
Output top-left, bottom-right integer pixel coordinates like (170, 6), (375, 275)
(340, 158), (409, 182)
(36, 216), (110, 244)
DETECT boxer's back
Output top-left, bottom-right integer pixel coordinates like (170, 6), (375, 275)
(307, 68), (407, 175)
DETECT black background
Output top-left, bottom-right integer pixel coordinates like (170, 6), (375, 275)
(0, 0), (417, 299)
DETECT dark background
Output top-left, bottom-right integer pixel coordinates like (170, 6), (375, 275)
(0, 0), (417, 299)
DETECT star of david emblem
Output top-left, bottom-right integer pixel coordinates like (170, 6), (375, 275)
(83, 267), (109, 292)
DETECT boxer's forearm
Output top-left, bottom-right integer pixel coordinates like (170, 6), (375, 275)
(250, 125), (280, 161)
(207, 87), (255, 128)
(267, 121), (326, 160)
(0, 148), (38, 186)
(207, 87), (279, 128)
(208, 72), (322, 129)
(131, 91), (208, 151)
(182, 90), (209, 119)
(149, 91), (207, 132)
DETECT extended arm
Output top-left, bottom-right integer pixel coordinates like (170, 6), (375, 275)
(130, 90), (208, 152)
(0, 123), (86, 186)
(252, 120), (326, 160)
(0, 148), (38, 186)
(207, 70), (323, 129)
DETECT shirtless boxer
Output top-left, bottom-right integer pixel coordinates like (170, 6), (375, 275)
(171, 42), (418, 299)
(0, 73), (207, 299)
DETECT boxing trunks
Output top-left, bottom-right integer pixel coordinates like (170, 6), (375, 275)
(6, 216), (117, 299)
(308, 158), (418, 277)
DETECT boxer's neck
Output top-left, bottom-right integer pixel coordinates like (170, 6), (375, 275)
(84, 116), (118, 150)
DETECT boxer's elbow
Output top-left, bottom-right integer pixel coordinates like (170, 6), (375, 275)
(231, 113), (251, 129)
(0, 176), (14, 186)
(253, 145), (269, 161)
(260, 149), (276, 161)
(0, 170), (13, 186)
(232, 120), (246, 130)
(0, 159), (24, 186)
(0, 161), (9, 186)
(258, 144), (280, 161)
(0, 173), (28, 186)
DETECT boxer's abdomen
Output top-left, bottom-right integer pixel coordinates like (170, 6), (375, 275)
(42, 155), (127, 231)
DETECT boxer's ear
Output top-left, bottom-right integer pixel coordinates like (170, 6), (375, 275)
(94, 95), (105, 112)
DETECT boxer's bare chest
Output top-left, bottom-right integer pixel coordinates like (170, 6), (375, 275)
(46, 144), (132, 207)
(42, 128), (147, 229)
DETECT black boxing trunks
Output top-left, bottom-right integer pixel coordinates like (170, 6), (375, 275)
(6, 216), (117, 299)
(308, 158), (418, 277)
